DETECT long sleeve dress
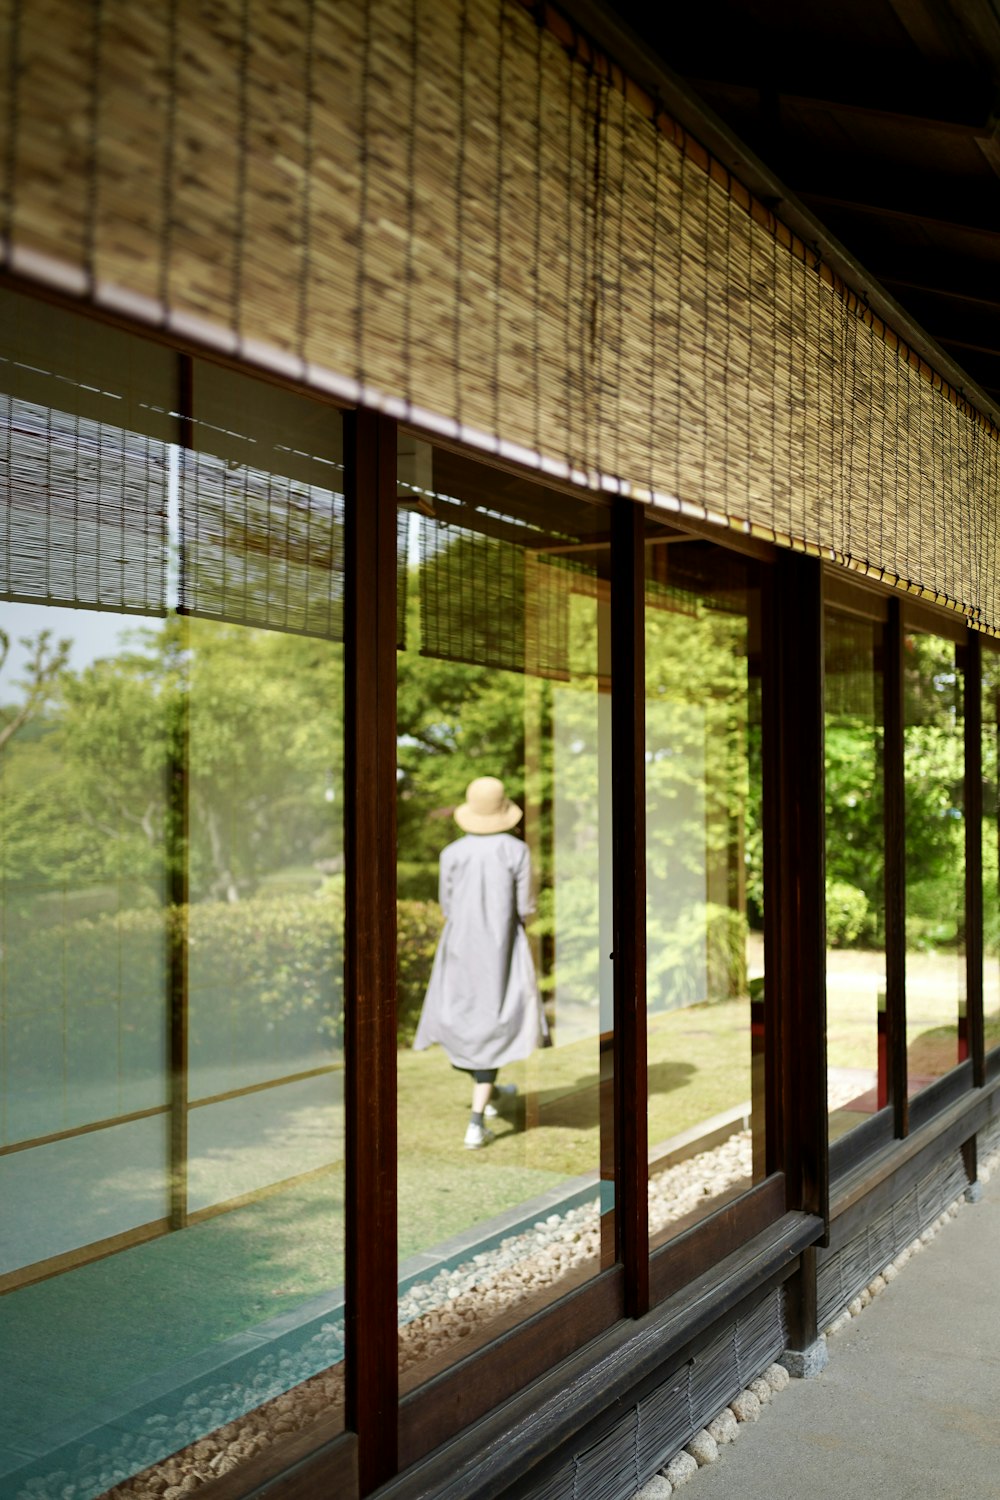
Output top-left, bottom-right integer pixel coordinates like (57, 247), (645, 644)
(413, 832), (546, 1070)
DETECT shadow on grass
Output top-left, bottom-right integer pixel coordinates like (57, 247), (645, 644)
(907, 1024), (962, 1080)
(504, 1059), (696, 1131)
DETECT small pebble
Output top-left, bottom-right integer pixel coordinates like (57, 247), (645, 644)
(748, 1377), (772, 1404)
(883, 1263), (899, 1282)
(826, 1310), (851, 1335)
(634, 1476), (673, 1499)
(663, 1451), (699, 1487)
(685, 1430), (719, 1465)
(868, 1275), (886, 1296)
(848, 1297), (863, 1317)
(729, 1389), (761, 1423)
(763, 1363), (789, 1392)
(707, 1409), (739, 1444)
(859, 1288), (872, 1307)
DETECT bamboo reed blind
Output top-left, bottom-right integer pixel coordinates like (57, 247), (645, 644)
(0, 393), (169, 613)
(178, 452), (346, 638)
(1, 0), (998, 628)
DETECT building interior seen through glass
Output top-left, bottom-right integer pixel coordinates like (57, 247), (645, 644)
(824, 607), (886, 1141)
(644, 526), (765, 1244)
(981, 646), (1000, 1052)
(395, 436), (613, 1389)
(903, 622), (966, 1095)
(0, 289), (346, 1496)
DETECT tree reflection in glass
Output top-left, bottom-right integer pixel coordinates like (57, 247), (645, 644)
(824, 610), (886, 1140)
(644, 531), (765, 1247)
(903, 628), (966, 1094)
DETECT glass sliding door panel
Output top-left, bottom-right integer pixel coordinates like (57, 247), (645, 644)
(903, 625), (966, 1094)
(824, 610), (887, 1141)
(395, 437), (613, 1391)
(643, 529), (766, 1248)
(0, 290), (347, 1499)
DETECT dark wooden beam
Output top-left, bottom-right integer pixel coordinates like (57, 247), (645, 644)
(776, 165), (1000, 241)
(797, 190), (1000, 241)
(344, 409), (399, 1493)
(687, 68), (996, 135)
(934, 334), (1000, 362)
(877, 276), (1000, 318)
(611, 497), (649, 1317)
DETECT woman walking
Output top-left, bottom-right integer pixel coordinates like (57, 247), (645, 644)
(414, 776), (546, 1148)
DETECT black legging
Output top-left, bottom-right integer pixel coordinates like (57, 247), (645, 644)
(453, 1065), (498, 1085)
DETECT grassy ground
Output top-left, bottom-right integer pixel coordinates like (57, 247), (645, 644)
(396, 996), (754, 1252)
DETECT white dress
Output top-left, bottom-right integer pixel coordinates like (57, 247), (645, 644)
(413, 832), (546, 1070)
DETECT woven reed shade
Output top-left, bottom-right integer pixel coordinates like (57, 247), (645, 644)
(178, 359), (410, 643)
(824, 612), (883, 721)
(179, 455), (408, 645)
(178, 450), (346, 638)
(0, 291), (175, 614)
(417, 511), (591, 677)
(2, 0), (999, 627)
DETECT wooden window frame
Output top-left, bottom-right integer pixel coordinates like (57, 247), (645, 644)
(31, 291), (1000, 1497)
(824, 581), (990, 1188)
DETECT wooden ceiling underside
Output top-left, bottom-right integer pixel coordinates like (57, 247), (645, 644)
(597, 0), (1000, 405)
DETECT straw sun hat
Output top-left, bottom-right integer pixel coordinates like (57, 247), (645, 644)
(454, 776), (523, 834)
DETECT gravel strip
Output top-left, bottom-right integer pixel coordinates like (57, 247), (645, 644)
(28, 1118), (916, 1500)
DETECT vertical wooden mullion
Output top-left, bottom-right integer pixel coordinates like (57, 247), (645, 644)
(611, 498), (648, 1317)
(884, 598), (908, 1136)
(770, 552), (827, 1350)
(167, 353), (193, 1231)
(964, 628), (984, 1086)
(344, 409), (398, 1492)
(774, 553), (828, 1221)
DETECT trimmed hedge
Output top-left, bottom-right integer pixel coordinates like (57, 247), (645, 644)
(3, 893), (444, 1056)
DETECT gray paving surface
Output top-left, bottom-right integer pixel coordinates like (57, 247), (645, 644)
(692, 1169), (1000, 1500)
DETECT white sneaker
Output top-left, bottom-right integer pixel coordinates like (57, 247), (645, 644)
(484, 1083), (518, 1119)
(463, 1121), (494, 1149)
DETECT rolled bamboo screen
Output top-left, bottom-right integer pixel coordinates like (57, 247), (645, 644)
(1, 0), (997, 627)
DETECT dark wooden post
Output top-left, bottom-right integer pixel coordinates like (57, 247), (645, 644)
(767, 552), (827, 1361)
(884, 599), (908, 1136)
(771, 551), (828, 1224)
(611, 497), (648, 1318)
(344, 410), (398, 1492)
(963, 628), (984, 1086)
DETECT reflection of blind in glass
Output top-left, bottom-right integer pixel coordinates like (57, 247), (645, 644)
(418, 515), (581, 678)
(825, 615), (880, 720)
(0, 396), (169, 614)
(180, 456), (410, 646)
(178, 451), (345, 639)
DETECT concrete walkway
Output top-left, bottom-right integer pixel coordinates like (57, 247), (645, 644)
(693, 1168), (1000, 1500)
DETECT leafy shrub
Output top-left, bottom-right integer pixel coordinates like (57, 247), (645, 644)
(396, 900), (444, 1042)
(3, 892), (444, 1062)
(648, 901), (749, 1010)
(825, 878), (871, 948)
